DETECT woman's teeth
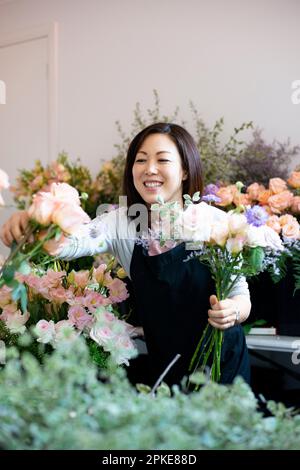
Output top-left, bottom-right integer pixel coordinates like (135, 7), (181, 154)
(144, 182), (163, 187)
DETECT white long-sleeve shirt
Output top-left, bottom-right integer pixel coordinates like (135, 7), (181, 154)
(59, 205), (250, 298)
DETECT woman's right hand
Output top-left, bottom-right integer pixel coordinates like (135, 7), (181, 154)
(0, 210), (30, 247)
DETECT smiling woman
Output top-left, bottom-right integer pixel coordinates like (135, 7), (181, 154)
(0, 122), (251, 387)
(132, 133), (188, 207)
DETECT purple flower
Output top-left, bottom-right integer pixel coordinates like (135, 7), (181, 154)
(245, 205), (268, 227)
(203, 184), (219, 196)
(201, 194), (221, 204)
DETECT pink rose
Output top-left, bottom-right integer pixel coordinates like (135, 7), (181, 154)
(287, 171), (300, 189)
(269, 178), (287, 194)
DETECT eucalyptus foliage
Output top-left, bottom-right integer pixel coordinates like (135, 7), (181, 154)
(0, 339), (300, 450)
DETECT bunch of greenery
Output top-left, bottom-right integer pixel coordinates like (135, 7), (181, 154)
(0, 338), (300, 450)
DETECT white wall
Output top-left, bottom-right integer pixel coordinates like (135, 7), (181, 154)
(0, 0), (300, 176)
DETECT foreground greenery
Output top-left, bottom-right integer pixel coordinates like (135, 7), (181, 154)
(0, 339), (300, 450)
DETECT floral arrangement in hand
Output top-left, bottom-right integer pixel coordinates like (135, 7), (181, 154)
(0, 180), (137, 367)
(139, 193), (283, 382)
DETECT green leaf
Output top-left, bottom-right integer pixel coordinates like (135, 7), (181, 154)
(192, 191), (200, 202)
(248, 247), (265, 272)
(17, 261), (31, 275)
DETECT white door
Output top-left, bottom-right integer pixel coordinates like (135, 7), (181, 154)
(0, 36), (48, 257)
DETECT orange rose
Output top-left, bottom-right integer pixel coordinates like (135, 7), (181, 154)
(268, 191), (293, 214)
(269, 177), (287, 194)
(287, 171), (300, 189)
(257, 189), (272, 205)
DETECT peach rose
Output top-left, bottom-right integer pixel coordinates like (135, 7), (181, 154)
(28, 192), (57, 225)
(269, 177), (287, 194)
(50, 182), (81, 206)
(266, 215), (281, 234)
(51, 203), (90, 234)
(42, 233), (69, 256)
(279, 214), (297, 226)
(291, 196), (300, 214)
(267, 191), (294, 214)
(281, 221), (300, 239)
(216, 185), (237, 207)
(287, 171), (300, 189)
(247, 183), (266, 201)
(232, 192), (251, 207)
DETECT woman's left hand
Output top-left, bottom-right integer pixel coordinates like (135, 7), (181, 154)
(208, 294), (240, 330)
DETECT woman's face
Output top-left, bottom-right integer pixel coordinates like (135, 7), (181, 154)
(132, 133), (187, 206)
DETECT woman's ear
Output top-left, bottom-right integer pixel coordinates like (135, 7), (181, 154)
(182, 171), (188, 181)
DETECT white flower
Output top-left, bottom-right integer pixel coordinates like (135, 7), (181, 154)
(179, 202), (213, 242)
(262, 225), (284, 251)
(245, 225), (267, 248)
(34, 319), (56, 344)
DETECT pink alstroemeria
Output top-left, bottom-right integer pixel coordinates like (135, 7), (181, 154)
(68, 305), (93, 331)
(4, 309), (30, 334)
(108, 278), (129, 303)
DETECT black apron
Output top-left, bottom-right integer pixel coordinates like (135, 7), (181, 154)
(129, 242), (250, 387)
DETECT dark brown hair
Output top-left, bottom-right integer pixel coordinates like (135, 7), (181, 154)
(122, 122), (203, 207)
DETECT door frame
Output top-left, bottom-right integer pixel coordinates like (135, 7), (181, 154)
(0, 22), (59, 162)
